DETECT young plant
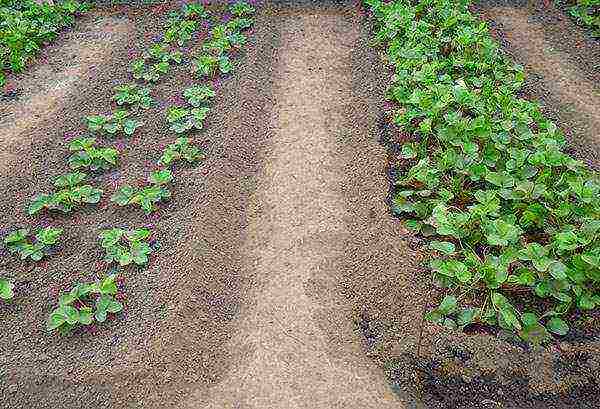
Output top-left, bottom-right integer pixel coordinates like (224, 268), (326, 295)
(181, 3), (209, 19)
(111, 169), (173, 215)
(112, 83), (154, 110)
(229, 1), (256, 17)
(28, 172), (103, 215)
(164, 18), (199, 46)
(130, 58), (172, 83)
(147, 43), (183, 64)
(68, 137), (119, 172)
(183, 84), (215, 108)
(47, 274), (123, 335)
(158, 138), (205, 166)
(99, 228), (153, 267)
(86, 110), (142, 137)
(166, 106), (210, 134)
(0, 278), (14, 300)
(3, 227), (63, 261)
(192, 54), (232, 78)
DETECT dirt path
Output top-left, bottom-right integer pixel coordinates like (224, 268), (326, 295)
(482, 5), (600, 168)
(181, 7), (406, 409)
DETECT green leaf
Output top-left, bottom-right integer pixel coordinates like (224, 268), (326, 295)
(438, 295), (457, 315)
(547, 317), (568, 336)
(429, 241), (456, 255)
(0, 279), (14, 300)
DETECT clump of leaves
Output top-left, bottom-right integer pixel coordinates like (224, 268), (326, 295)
(164, 16), (199, 46)
(183, 84), (215, 107)
(3, 227), (62, 261)
(0, 278), (13, 300)
(130, 43), (182, 82)
(112, 83), (154, 110)
(99, 228), (153, 267)
(29, 172), (103, 215)
(567, 0), (600, 37)
(111, 169), (173, 214)
(159, 138), (205, 166)
(86, 110), (142, 137)
(229, 0), (256, 17)
(365, 0), (600, 343)
(68, 137), (119, 172)
(192, 54), (232, 78)
(181, 3), (210, 20)
(166, 106), (210, 133)
(47, 274), (123, 335)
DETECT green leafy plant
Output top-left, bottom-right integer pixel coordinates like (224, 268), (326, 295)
(0, 278), (13, 300)
(3, 227), (62, 261)
(99, 228), (153, 266)
(229, 0), (256, 17)
(86, 110), (142, 137)
(364, 0), (600, 343)
(158, 137), (205, 166)
(192, 54), (232, 78)
(29, 172), (103, 215)
(181, 3), (209, 20)
(183, 84), (215, 107)
(47, 274), (123, 335)
(111, 169), (173, 214)
(565, 0), (600, 37)
(68, 137), (119, 171)
(112, 83), (154, 110)
(164, 17), (199, 46)
(166, 106), (209, 133)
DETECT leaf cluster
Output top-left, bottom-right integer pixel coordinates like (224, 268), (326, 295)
(112, 83), (155, 110)
(99, 228), (153, 266)
(3, 227), (62, 261)
(29, 172), (103, 215)
(47, 274), (123, 335)
(159, 137), (204, 166)
(86, 110), (142, 137)
(68, 137), (119, 172)
(166, 106), (209, 133)
(111, 169), (173, 214)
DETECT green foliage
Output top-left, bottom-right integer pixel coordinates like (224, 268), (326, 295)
(164, 15), (199, 46)
(3, 227), (62, 261)
(365, 0), (600, 342)
(99, 227), (152, 266)
(112, 83), (154, 110)
(0, 278), (13, 300)
(192, 54), (232, 78)
(229, 1), (256, 17)
(183, 84), (215, 107)
(68, 137), (119, 171)
(181, 3), (209, 20)
(0, 0), (89, 87)
(166, 105), (209, 133)
(159, 137), (204, 166)
(566, 0), (600, 37)
(47, 274), (123, 335)
(111, 169), (172, 214)
(86, 110), (142, 137)
(130, 43), (182, 82)
(29, 172), (103, 215)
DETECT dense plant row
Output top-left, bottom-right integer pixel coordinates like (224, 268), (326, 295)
(0, 0), (89, 87)
(559, 0), (600, 37)
(363, 0), (599, 344)
(1, 1), (257, 336)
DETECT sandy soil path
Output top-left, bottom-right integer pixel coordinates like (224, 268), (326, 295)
(181, 8), (404, 409)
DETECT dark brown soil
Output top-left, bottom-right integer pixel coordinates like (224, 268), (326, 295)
(0, 2), (277, 408)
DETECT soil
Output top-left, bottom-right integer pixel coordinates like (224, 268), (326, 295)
(1, 1), (599, 408)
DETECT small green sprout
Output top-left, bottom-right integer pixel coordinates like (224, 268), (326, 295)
(68, 137), (119, 172)
(159, 138), (205, 166)
(86, 110), (142, 137)
(112, 83), (155, 110)
(3, 227), (63, 261)
(28, 172), (103, 215)
(99, 228), (153, 266)
(183, 85), (215, 108)
(0, 278), (14, 300)
(111, 169), (173, 214)
(166, 106), (210, 134)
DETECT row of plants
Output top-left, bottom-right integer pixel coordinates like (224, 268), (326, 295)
(363, 0), (599, 344)
(558, 0), (600, 37)
(1, 0), (257, 336)
(0, 0), (90, 88)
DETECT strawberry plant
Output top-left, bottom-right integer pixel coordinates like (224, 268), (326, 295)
(99, 228), (153, 267)
(3, 227), (62, 261)
(227, 17), (254, 33)
(68, 137), (119, 172)
(193, 54), (232, 77)
(147, 43), (183, 64)
(563, 0), (600, 37)
(111, 169), (172, 214)
(130, 58), (171, 83)
(47, 274), (123, 335)
(183, 84), (215, 107)
(0, 278), (13, 300)
(181, 3), (209, 20)
(112, 83), (155, 110)
(86, 110), (142, 137)
(159, 137), (205, 166)
(29, 172), (103, 215)
(166, 106), (209, 133)
(164, 18), (199, 46)
(229, 1), (256, 17)
(364, 0), (600, 344)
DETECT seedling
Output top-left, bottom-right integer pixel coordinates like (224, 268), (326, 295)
(3, 227), (62, 261)
(99, 228), (153, 267)
(166, 106), (210, 134)
(0, 278), (13, 300)
(164, 18), (199, 46)
(183, 85), (215, 107)
(112, 83), (154, 110)
(86, 110), (142, 137)
(229, 1), (256, 17)
(68, 137), (119, 172)
(193, 54), (232, 78)
(159, 138), (205, 166)
(47, 274), (123, 335)
(29, 172), (103, 215)
(111, 169), (173, 214)
(181, 3), (209, 19)
(146, 43), (183, 64)
(130, 58), (172, 83)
